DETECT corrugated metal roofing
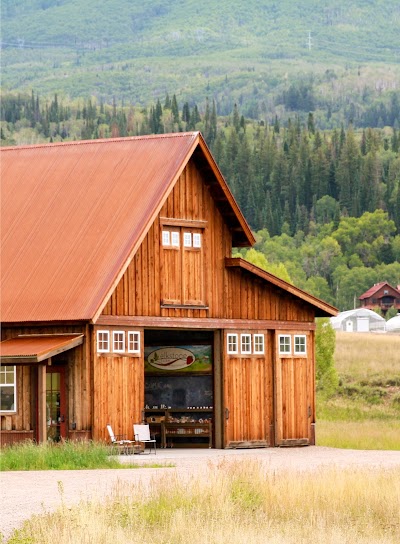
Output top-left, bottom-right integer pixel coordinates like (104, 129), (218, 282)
(1, 133), (253, 323)
(0, 334), (84, 363)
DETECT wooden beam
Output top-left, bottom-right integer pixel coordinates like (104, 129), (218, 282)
(95, 315), (317, 331)
(37, 363), (47, 444)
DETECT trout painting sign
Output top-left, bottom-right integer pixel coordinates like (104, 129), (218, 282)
(144, 345), (212, 373)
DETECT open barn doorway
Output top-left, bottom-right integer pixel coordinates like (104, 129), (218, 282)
(143, 330), (214, 448)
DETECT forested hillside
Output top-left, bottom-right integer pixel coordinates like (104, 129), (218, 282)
(1, 92), (399, 311)
(1, 1), (399, 311)
(1, 1), (400, 128)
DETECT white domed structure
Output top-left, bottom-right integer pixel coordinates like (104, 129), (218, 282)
(330, 308), (386, 333)
(386, 312), (400, 332)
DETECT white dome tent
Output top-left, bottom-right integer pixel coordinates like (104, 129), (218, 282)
(330, 308), (386, 333)
(386, 312), (400, 333)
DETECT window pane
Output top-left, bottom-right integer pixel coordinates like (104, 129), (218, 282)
(279, 335), (291, 354)
(113, 331), (125, 352)
(183, 232), (192, 247)
(0, 386), (15, 411)
(254, 334), (264, 354)
(171, 231), (180, 247)
(241, 334), (251, 354)
(193, 233), (201, 248)
(227, 334), (238, 354)
(162, 230), (170, 246)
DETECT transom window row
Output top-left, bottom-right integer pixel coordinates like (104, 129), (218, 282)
(97, 330), (141, 354)
(162, 230), (201, 248)
(278, 334), (307, 355)
(227, 333), (265, 355)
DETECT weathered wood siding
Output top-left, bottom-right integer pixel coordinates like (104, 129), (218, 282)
(0, 325), (90, 438)
(274, 331), (314, 445)
(223, 330), (274, 448)
(92, 326), (144, 442)
(102, 159), (231, 319)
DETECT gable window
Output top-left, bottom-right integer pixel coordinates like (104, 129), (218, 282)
(279, 335), (291, 355)
(113, 331), (125, 353)
(171, 231), (180, 247)
(241, 334), (252, 355)
(161, 223), (205, 306)
(193, 233), (202, 248)
(0, 366), (16, 413)
(294, 335), (307, 355)
(183, 232), (192, 247)
(253, 334), (265, 354)
(97, 330), (110, 353)
(128, 331), (141, 354)
(162, 230), (170, 246)
(227, 334), (238, 354)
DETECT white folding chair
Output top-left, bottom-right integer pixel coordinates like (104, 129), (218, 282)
(106, 424), (134, 455)
(133, 424), (157, 454)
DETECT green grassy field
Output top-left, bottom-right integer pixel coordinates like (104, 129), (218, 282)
(317, 331), (400, 450)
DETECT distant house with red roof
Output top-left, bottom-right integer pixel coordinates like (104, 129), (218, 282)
(359, 282), (400, 315)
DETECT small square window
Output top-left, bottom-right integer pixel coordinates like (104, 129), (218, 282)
(227, 334), (238, 354)
(128, 331), (141, 354)
(0, 366), (16, 413)
(241, 334), (252, 354)
(171, 231), (180, 247)
(162, 230), (170, 246)
(97, 330), (110, 353)
(183, 232), (192, 247)
(294, 335), (307, 355)
(254, 334), (265, 354)
(279, 335), (291, 355)
(193, 233), (202, 248)
(113, 331), (125, 353)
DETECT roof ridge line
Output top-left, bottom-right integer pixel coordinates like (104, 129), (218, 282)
(0, 132), (200, 152)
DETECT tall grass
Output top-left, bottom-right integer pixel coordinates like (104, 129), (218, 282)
(317, 331), (400, 450)
(0, 441), (143, 471)
(7, 462), (400, 544)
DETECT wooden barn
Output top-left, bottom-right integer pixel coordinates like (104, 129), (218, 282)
(0, 132), (337, 449)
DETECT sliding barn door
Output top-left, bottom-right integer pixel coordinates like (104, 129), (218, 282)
(274, 332), (313, 446)
(223, 332), (272, 448)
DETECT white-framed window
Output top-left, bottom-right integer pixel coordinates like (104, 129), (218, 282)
(193, 233), (202, 248)
(294, 335), (307, 355)
(162, 230), (170, 246)
(183, 232), (192, 247)
(279, 335), (291, 355)
(97, 330), (110, 353)
(253, 334), (265, 354)
(128, 331), (141, 354)
(241, 334), (252, 355)
(113, 331), (125, 353)
(0, 366), (16, 413)
(227, 333), (238, 354)
(171, 231), (180, 247)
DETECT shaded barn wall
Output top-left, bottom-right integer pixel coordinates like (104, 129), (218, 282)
(0, 325), (91, 441)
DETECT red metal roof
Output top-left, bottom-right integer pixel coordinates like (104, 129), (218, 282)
(0, 334), (84, 363)
(359, 282), (400, 299)
(1, 133), (253, 323)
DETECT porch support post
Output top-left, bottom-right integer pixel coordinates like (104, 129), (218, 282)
(37, 363), (47, 443)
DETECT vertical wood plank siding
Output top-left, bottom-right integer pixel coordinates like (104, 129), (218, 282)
(274, 331), (312, 445)
(0, 325), (89, 437)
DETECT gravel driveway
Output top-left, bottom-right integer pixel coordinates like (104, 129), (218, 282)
(1, 446), (400, 541)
